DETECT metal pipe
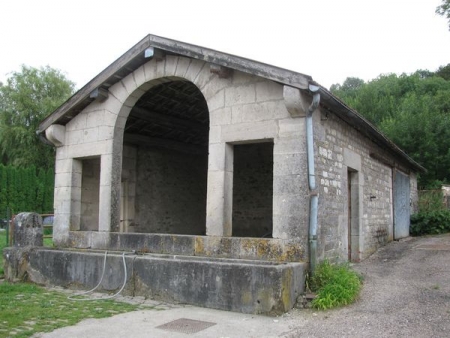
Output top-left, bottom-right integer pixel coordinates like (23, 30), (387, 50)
(306, 84), (320, 274)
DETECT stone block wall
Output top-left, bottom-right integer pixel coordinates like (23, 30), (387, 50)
(50, 55), (310, 247)
(362, 154), (393, 253)
(120, 145), (137, 232)
(134, 146), (207, 235)
(204, 71), (310, 242)
(48, 51), (418, 262)
(80, 158), (100, 231)
(410, 172), (419, 213)
(314, 110), (417, 261)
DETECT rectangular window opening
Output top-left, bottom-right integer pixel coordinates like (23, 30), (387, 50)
(232, 142), (274, 238)
(80, 157), (100, 231)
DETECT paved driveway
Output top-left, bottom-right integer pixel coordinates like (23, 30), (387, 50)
(35, 234), (450, 338)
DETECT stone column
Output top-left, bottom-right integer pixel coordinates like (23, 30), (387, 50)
(99, 154), (113, 232)
(206, 143), (233, 236)
(272, 119), (309, 240)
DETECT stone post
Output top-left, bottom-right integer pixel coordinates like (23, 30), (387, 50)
(13, 212), (43, 247)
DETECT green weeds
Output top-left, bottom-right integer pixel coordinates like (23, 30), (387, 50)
(308, 260), (362, 310)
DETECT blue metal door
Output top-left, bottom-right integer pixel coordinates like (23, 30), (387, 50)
(394, 170), (410, 239)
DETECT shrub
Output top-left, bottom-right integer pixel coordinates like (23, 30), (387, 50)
(418, 189), (446, 212)
(410, 210), (450, 236)
(308, 260), (362, 310)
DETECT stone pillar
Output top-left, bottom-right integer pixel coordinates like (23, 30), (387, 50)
(272, 119), (309, 240)
(13, 212), (43, 247)
(206, 143), (233, 236)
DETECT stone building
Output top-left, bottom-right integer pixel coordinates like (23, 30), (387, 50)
(32, 34), (424, 313)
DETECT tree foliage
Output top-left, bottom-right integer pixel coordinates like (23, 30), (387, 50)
(436, 64), (450, 81)
(0, 164), (54, 218)
(0, 65), (74, 169)
(330, 65), (450, 188)
(436, 0), (450, 30)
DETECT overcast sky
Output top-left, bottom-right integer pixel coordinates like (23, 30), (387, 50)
(1, 0), (449, 90)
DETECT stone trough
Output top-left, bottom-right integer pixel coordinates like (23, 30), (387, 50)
(3, 214), (306, 315)
(3, 245), (305, 315)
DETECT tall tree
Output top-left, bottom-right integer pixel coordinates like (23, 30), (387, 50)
(331, 68), (450, 188)
(436, 0), (450, 30)
(0, 65), (75, 168)
(436, 64), (450, 81)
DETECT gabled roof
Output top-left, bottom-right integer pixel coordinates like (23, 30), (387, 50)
(38, 34), (425, 173)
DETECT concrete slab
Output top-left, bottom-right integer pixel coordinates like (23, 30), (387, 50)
(33, 305), (299, 338)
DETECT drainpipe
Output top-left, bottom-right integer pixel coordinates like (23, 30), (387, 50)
(306, 84), (321, 275)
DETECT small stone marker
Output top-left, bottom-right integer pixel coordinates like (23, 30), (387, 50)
(14, 212), (43, 247)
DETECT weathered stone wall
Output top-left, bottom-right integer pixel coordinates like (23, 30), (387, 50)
(410, 172), (419, 213)
(13, 212), (43, 247)
(49, 52), (418, 261)
(232, 143), (273, 237)
(134, 146), (208, 235)
(314, 110), (414, 261)
(205, 70), (309, 241)
(121, 145), (137, 232)
(51, 56), (309, 247)
(362, 156), (393, 255)
(3, 246), (306, 314)
(80, 158), (100, 231)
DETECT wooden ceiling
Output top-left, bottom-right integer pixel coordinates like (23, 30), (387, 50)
(124, 80), (209, 154)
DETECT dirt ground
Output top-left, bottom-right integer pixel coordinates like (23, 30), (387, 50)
(281, 234), (450, 337)
(34, 234), (450, 338)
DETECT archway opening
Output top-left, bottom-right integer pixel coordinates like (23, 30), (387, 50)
(121, 79), (209, 235)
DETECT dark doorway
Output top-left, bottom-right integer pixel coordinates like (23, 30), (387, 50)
(122, 80), (209, 235)
(80, 157), (100, 231)
(232, 142), (274, 238)
(347, 168), (360, 262)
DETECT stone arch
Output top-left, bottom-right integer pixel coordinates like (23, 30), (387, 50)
(107, 56), (215, 233)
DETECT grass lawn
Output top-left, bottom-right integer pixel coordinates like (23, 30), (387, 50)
(1, 231), (152, 337)
(0, 283), (151, 338)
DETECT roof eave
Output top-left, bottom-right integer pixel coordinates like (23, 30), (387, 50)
(38, 34), (425, 174)
(38, 34), (313, 133)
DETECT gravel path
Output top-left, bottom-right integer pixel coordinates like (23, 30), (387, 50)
(281, 234), (450, 337)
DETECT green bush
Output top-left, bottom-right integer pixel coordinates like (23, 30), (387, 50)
(418, 190), (446, 212)
(0, 164), (54, 219)
(308, 260), (362, 310)
(410, 210), (450, 236)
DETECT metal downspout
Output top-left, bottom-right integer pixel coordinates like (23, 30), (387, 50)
(306, 84), (321, 274)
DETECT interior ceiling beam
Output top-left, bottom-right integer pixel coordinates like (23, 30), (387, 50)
(124, 133), (206, 155)
(129, 106), (208, 132)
